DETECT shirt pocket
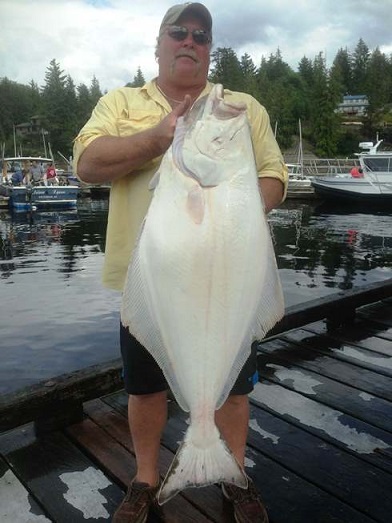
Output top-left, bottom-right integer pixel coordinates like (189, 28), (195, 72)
(116, 110), (162, 137)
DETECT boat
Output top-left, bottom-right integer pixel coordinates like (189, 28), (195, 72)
(311, 138), (392, 203)
(284, 120), (315, 199)
(0, 156), (79, 211)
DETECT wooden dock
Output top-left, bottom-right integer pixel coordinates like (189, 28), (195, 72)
(1, 280), (391, 522)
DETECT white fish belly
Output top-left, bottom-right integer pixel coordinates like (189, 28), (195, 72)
(123, 157), (274, 413)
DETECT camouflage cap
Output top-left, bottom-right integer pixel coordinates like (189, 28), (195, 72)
(159, 2), (212, 36)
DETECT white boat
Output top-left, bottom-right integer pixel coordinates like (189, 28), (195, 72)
(0, 156), (79, 211)
(284, 120), (315, 199)
(286, 162), (314, 198)
(311, 138), (392, 203)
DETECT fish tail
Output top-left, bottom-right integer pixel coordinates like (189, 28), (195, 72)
(158, 426), (248, 505)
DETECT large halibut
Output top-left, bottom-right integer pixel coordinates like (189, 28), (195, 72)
(121, 84), (284, 504)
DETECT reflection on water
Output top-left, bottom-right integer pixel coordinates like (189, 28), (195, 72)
(269, 200), (391, 304)
(0, 198), (391, 394)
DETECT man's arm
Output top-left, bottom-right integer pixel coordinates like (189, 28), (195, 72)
(76, 96), (192, 184)
(259, 177), (284, 214)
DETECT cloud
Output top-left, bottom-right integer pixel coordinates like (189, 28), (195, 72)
(1, 0), (391, 92)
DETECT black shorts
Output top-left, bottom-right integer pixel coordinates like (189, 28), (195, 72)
(120, 323), (258, 396)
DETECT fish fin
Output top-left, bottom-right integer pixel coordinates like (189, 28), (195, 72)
(216, 224), (285, 411)
(158, 426), (247, 505)
(121, 239), (190, 412)
(252, 232), (285, 338)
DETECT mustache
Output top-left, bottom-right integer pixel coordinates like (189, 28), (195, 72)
(175, 50), (199, 62)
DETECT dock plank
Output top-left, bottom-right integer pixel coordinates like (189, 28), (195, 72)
(257, 356), (392, 432)
(0, 425), (123, 522)
(66, 404), (214, 522)
(303, 319), (392, 356)
(245, 395), (392, 521)
(281, 328), (392, 377)
(357, 301), (392, 328)
(250, 381), (392, 473)
(0, 456), (51, 522)
(258, 338), (392, 401)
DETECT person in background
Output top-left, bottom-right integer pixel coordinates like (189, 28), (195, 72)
(29, 160), (44, 184)
(350, 166), (364, 178)
(44, 162), (59, 185)
(11, 168), (24, 185)
(73, 3), (288, 522)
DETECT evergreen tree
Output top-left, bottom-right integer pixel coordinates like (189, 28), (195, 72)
(64, 75), (79, 145)
(364, 47), (391, 131)
(309, 53), (340, 156)
(77, 83), (93, 127)
(0, 78), (40, 149)
(209, 47), (243, 91)
(126, 67), (145, 87)
(256, 50), (298, 148)
(240, 53), (258, 98)
(41, 59), (71, 154)
(351, 38), (370, 88)
(330, 48), (352, 94)
(90, 75), (103, 104)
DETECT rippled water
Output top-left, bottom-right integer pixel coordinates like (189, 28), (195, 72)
(0, 198), (391, 394)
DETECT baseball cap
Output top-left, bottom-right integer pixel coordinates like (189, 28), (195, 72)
(159, 2), (212, 37)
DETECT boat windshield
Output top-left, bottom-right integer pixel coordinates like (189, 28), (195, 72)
(363, 156), (392, 172)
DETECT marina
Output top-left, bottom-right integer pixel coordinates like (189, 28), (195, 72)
(0, 194), (391, 522)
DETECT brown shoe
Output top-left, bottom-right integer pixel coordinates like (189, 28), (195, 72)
(222, 477), (269, 523)
(112, 480), (160, 523)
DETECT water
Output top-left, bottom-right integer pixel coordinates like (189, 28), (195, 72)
(1, 198), (391, 394)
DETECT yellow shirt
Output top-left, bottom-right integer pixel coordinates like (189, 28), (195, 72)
(73, 79), (288, 291)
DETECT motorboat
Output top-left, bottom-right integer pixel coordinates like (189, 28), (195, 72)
(0, 156), (79, 210)
(311, 139), (392, 203)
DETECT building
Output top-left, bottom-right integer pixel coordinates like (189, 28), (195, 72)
(336, 95), (369, 117)
(15, 116), (47, 137)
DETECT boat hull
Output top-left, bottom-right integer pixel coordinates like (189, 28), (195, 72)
(0, 184), (79, 210)
(311, 177), (392, 202)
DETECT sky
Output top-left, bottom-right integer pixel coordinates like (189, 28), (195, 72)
(1, 0), (392, 93)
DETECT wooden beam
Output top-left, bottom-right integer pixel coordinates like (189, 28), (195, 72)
(268, 278), (392, 336)
(0, 359), (123, 434)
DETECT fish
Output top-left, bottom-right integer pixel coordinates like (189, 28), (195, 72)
(120, 83), (284, 504)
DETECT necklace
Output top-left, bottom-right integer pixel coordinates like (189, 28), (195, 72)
(156, 82), (183, 105)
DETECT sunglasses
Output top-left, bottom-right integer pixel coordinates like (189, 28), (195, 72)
(167, 25), (211, 45)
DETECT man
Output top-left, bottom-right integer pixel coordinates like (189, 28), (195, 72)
(29, 160), (44, 184)
(74, 3), (288, 522)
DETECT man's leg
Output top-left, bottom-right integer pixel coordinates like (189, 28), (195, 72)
(215, 394), (249, 466)
(128, 390), (167, 486)
(215, 344), (269, 522)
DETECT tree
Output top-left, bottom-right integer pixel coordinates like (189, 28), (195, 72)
(209, 47), (243, 91)
(351, 38), (370, 87)
(90, 75), (103, 104)
(0, 78), (40, 149)
(126, 67), (145, 87)
(41, 59), (71, 153)
(309, 53), (341, 157)
(257, 50), (299, 148)
(240, 53), (258, 98)
(364, 47), (391, 131)
(330, 48), (352, 95)
(77, 83), (93, 127)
